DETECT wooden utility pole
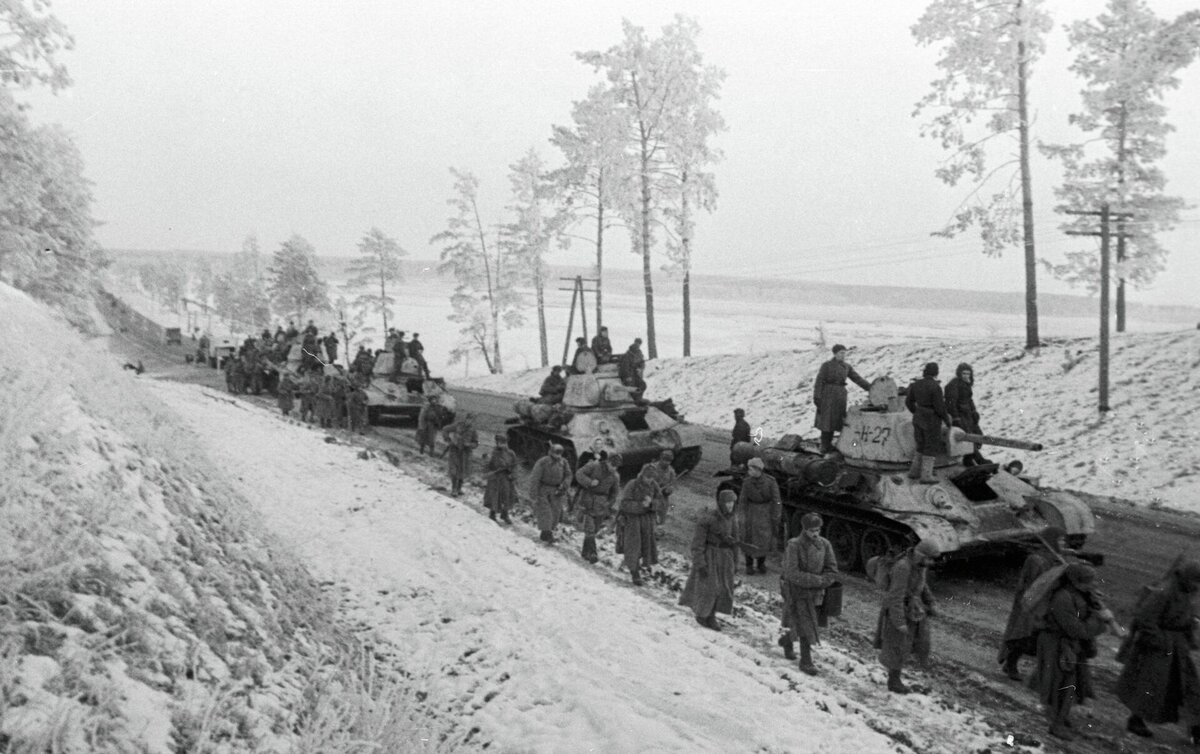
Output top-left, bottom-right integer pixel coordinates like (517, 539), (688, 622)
(1065, 207), (1135, 413)
(558, 276), (600, 366)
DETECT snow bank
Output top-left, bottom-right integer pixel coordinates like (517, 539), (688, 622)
(462, 331), (1200, 511)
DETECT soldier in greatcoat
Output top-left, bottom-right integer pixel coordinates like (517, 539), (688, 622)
(640, 450), (677, 533)
(574, 451), (622, 562)
(1028, 563), (1110, 741)
(1117, 559), (1200, 743)
(315, 376), (334, 428)
(324, 332), (339, 364)
(730, 408), (751, 464)
(416, 395), (446, 455)
(329, 375), (348, 429)
(483, 434), (519, 524)
(299, 373), (318, 423)
(276, 373), (295, 417)
(998, 527), (1066, 680)
(538, 366), (566, 405)
(346, 383), (368, 433)
(618, 338), (647, 399)
(528, 444), (572, 543)
(944, 362), (987, 465)
(736, 457), (781, 575)
(905, 362), (951, 484)
(780, 513), (839, 675)
(680, 489), (738, 631)
(811, 344), (871, 454)
(616, 466), (659, 586)
(591, 326), (613, 363)
(441, 413), (479, 496)
(409, 333), (430, 378)
(879, 540), (940, 694)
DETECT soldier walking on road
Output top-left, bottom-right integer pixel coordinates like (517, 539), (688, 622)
(731, 408), (751, 464)
(641, 450), (677, 536)
(346, 383), (368, 433)
(879, 540), (939, 694)
(905, 362), (951, 484)
(483, 434), (519, 524)
(736, 457), (781, 575)
(679, 489), (738, 631)
(529, 444), (572, 544)
(998, 527), (1067, 681)
(441, 413), (478, 496)
(616, 466), (660, 586)
(417, 395), (446, 455)
(277, 373), (295, 417)
(574, 451), (621, 563)
(811, 344), (871, 454)
(780, 513), (839, 675)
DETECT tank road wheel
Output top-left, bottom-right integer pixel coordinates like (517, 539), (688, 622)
(367, 406), (381, 426)
(825, 519), (859, 572)
(859, 528), (895, 567)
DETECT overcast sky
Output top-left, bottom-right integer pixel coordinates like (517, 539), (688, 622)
(24, 0), (1200, 305)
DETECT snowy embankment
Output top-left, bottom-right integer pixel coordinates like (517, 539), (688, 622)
(463, 331), (1200, 511)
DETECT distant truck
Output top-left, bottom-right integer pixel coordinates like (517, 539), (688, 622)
(203, 336), (239, 368)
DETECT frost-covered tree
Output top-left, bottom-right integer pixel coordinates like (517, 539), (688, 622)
(1042, 1), (1199, 331)
(432, 168), (523, 374)
(550, 85), (631, 329)
(345, 227), (405, 337)
(577, 15), (724, 360)
(912, 0), (1053, 350)
(0, 0), (73, 92)
(267, 235), (329, 325)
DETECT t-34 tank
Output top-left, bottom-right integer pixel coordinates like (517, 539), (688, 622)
(717, 377), (1095, 570)
(506, 351), (702, 480)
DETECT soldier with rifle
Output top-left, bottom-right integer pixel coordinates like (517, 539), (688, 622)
(441, 413), (478, 496)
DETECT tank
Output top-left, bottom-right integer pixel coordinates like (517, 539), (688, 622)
(506, 353), (702, 481)
(718, 377), (1095, 570)
(362, 351), (455, 423)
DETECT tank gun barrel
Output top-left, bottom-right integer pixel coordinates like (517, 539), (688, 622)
(730, 441), (840, 486)
(952, 430), (1043, 452)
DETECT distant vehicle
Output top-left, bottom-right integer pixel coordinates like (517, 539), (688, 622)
(715, 377), (1095, 570)
(362, 351), (455, 424)
(205, 336), (238, 368)
(165, 327), (182, 345)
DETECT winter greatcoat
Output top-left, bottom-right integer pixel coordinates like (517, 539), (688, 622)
(731, 418), (752, 450)
(616, 477), (659, 573)
(574, 460), (620, 535)
(879, 556), (934, 671)
(442, 422), (479, 481)
(1028, 584), (1106, 726)
(943, 363), (980, 434)
(781, 534), (838, 645)
(276, 375), (295, 415)
(529, 453), (572, 531)
(591, 334), (613, 363)
(812, 359), (871, 433)
(998, 549), (1058, 664)
(1116, 578), (1200, 725)
(905, 376), (950, 456)
(483, 447), (519, 515)
(538, 373), (566, 404)
(640, 461), (676, 524)
(417, 403), (445, 450)
(736, 474), (781, 558)
(679, 507), (736, 618)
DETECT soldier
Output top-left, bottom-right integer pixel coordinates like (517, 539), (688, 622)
(285, 320), (299, 340)
(529, 444), (572, 544)
(246, 352), (264, 395)
(346, 382), (368, 433)
(352, 345), (374, 380)
(384, 328), (398, 349)
(441, 413), (479, 496)
(391, 331), (409, 379)
(1117, 559), (1200, 743)
(575, 451), (622, 563)
(736, 457), (781, 575)
(944, 362), (988, 466)
(409, 333), (431, 378)
(231, 356), (247, 394)
(780, 513), (839, 675)
(998, 527), (1067, 681)
(304, 319), (318, 337)
(538, 365), (566, 405)
(640, 450), (677, 535)
(277, 373), (295, 417)
(811, 344), (871, 454)
(324, 332), (339, 364)
(483, 434), (519, 524)
(569, 337), (592, 373)
(301, 373), (320, 423)
(731, 408), (751, 464)
(329, 375), (348, 429)
(879, 540), (939, 694)
(301, 331), (321, 372)
(416, 395), (446, 455)
(315, 375), (334, 428)
(223, 352), (237, 392)
(618, 338), (647, 399)
(591, 326), (613, 363)
(616, 465), (660, 586)
(1029, 563), (1110, 740)
(905, 363), (952, 484)
(680, 489), (738, 631)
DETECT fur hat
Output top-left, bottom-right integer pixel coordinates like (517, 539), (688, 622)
(800, 513), (823, 530)
(747, 457), (765, 470)
(923, 362), (940, 378)
(832, 344), (847, 354)
(717, 489), (737, 504)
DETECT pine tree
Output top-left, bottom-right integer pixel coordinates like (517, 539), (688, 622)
(345, 227), (405, 337)
(267, 235), (329, 325)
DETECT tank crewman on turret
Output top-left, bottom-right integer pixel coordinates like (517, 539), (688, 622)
(905, 362), (952, 484)
(277, 373), (295, 417)
(680, 489), (738, 631)
(575, 451), (621, 563)
(304, 319), (319, 337)
(285, 320), (300, 340)
(998, 527), (1067, 681)
(811, 344), (872, 455)
(569, 337), (593, 374)
(324, 332), (339, 364)
(736, 457), (781, 575)
(616, 466), (660, 586)
(441, 413), (479, 496)
(731, 408), (751, 464)
(591, 326), (613, 363)
(641, 450), (677, 535)
(1117, 559), (1200, 743)
(416, 394), (446, 455)
(538, 365), (566, 404)
(944, 363), (988, 466)
(529, 444), (572, 544)
(618, 338), (647, 399)
(879, 540), (939, 694)
(483, 434), (519, 525)
(780, 513), (838, 675)
(409, 333), (431, 378)
(391, 332), (408, 379)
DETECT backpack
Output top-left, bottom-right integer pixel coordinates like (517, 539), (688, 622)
(865, 552), (899, 590)
(1019, 563), (1070, 630)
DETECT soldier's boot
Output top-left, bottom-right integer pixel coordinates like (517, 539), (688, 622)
(778, 634), (796, 661)
(918, 456), (938, 484)
(630, 568), (643, 586)
(1125, 715), (1153, 738)
(539, 529), (554, 544)
(1001, 655), (1021, 681)
(745, 556), (756, 574)
(886, 669), (909, 694)
(799, 639), (817, 676)
(500, 510), (512, 524)
(488, 509), (497, 522)
(819, 431), (835, 455)
(581, 536), (598, 563)
(972, 450), (990, 465)
(907, 455), (923, 479)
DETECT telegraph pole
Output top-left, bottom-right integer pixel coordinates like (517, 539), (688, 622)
(558, 276), (600, 366)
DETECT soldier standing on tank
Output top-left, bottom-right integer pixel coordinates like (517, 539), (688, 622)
(737, 457), (781, 575)
(641, 450), (677, 536)
(811, 344), (871, 455)
(618, 338), (647, 399)
(616, 466), (660, 586)
(529, 444), (572, 544)
(997, 527), (1067, 681)
(591, 326), (613, 363)
(575, 451), (622, 562)
(731, 408), (751, 464)
(417, 394), (446, 455)
(879, 540), (940, 694)
(680, 489), (738, 631)
(324, 332), (339, 364)
(944, 362), (988, 466)
(442, 413), (478, 496)
(409, 333), (431, 378)
(905, 363), (952, 484)
(779, 513), (839, 674)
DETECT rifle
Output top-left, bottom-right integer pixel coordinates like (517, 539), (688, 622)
(1034, 532), (1126, 638)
